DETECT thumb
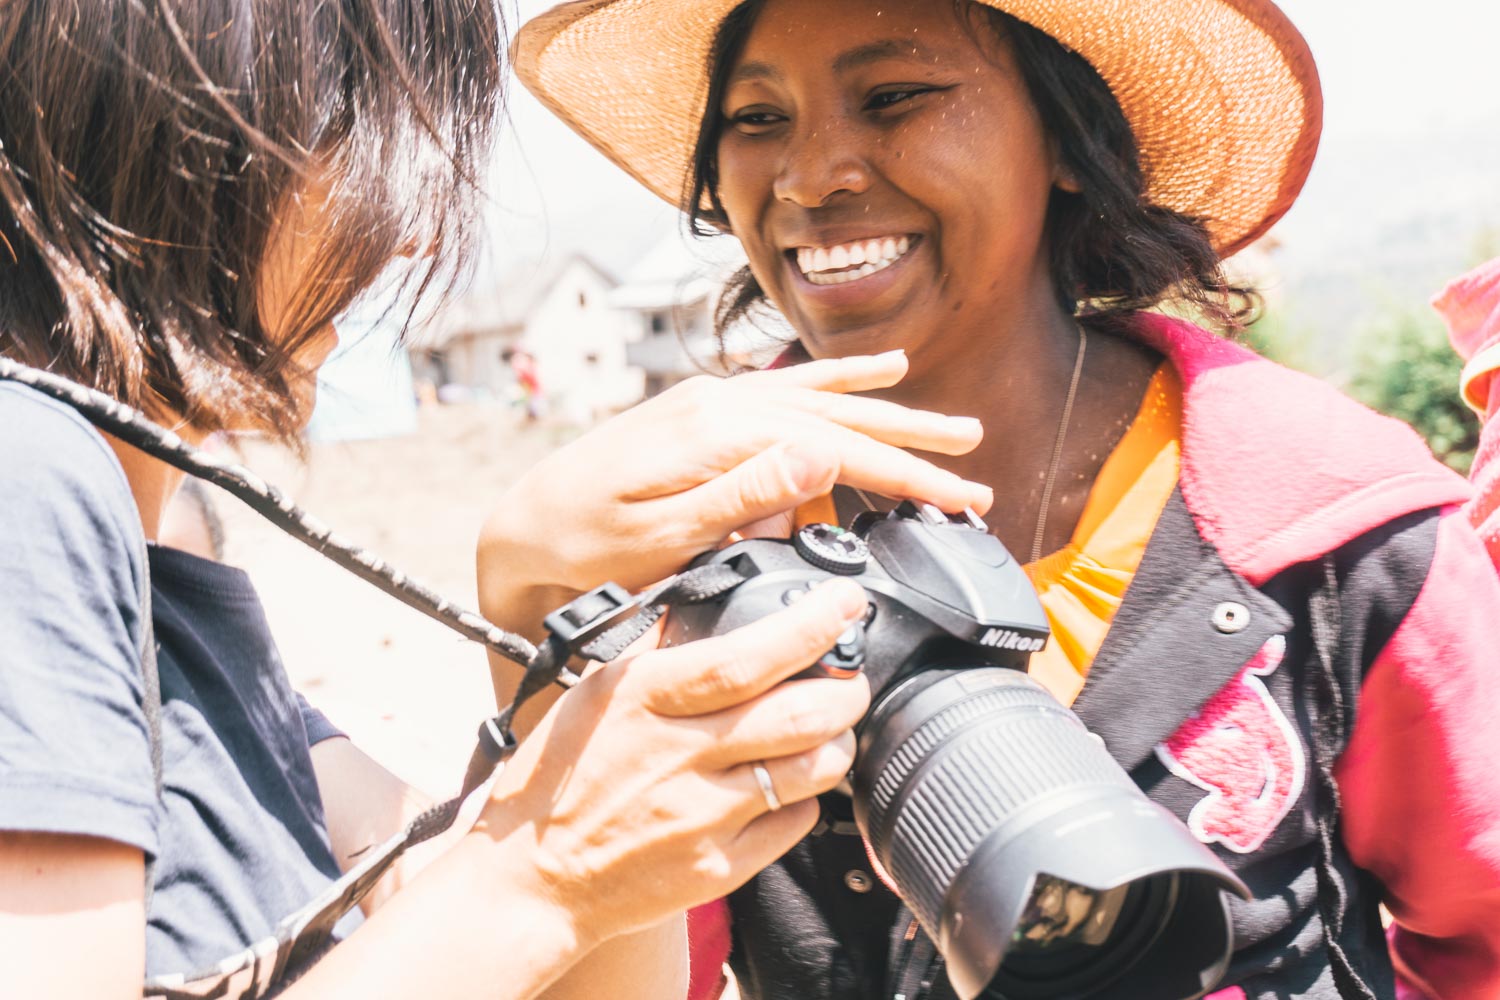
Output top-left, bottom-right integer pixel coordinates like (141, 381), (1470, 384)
(663, 441), (839, 544)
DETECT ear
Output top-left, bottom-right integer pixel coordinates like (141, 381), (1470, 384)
(1053, 163), (1083, 195)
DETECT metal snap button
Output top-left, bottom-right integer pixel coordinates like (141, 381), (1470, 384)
(844, 870), (874, 893)
(1211, 601), (1250, 634)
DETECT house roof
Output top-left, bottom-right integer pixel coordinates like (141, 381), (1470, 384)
(608, 232), (746, 312)
(413, 253), (618, 349)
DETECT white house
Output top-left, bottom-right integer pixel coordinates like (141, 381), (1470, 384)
(413, 255), (642, 420)
(611, 233), (752, 396)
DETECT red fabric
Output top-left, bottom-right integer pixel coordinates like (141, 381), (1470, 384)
(1332, 509), (1500, 1000)
(1433, 258), (1500, 565)
(1132, 314), (1472, 586)
(687, 901), (732, 1000)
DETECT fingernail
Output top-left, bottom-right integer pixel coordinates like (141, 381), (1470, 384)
(945, 416), (983, 437)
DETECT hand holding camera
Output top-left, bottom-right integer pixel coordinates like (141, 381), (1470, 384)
(472, 577), (872, 950)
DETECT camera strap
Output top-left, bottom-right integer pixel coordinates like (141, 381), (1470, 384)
(544, 566), (753, 665)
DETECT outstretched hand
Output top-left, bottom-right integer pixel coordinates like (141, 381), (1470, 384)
(477, 350), (987, 640)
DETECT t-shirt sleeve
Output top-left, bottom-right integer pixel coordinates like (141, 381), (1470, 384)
(0, 385), (159, 857)
(294, 692), (345, 747)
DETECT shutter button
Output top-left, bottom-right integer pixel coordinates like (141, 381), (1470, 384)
(1211, 601), (1250, 634)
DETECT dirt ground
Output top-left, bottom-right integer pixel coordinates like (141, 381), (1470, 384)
(215, 401), (573, 796)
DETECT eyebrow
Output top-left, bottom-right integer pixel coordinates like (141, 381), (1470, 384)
(832, 39), (935, 74)
(729, 61), (783, 85)
(728, 39), (940, 87)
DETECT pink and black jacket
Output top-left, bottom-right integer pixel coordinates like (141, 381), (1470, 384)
(709, 316), (1500, 1000)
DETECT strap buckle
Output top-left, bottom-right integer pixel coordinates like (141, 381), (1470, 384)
(543, 582), (644, 657)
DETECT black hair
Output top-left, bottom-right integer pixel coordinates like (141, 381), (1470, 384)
(0, 0), (502, 441)
(685, 0), (1259, 348)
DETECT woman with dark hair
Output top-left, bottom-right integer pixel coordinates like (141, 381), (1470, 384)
(505, 0), (1500, 997)
(0, 2), (998, 998)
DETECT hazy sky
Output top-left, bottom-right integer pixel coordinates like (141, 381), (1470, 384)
(484, 0), (1500, 292)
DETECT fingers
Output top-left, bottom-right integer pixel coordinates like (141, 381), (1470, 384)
(819, 425), (994, 513)
(790, 389), (984, 457)
(662, 441), (840, 540)
(630, 578), (869, 717)
(748, 350), (910, 394)
(724, 801), (823, 882)
(700, 677), (870, 766)
(740, 729), (858, 810)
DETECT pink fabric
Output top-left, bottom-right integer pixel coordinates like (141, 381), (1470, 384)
(687, 901), (732, 1000)
(1157, 637), (1304, 855)
(1433, 258), (1500, 564)
(1205, 989), (1247, 1000)
(1334, 509), (1500, 1000)
(1132, 315), (1472, 585)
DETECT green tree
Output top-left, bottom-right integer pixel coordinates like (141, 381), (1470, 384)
(1347, 308), (1478, 474)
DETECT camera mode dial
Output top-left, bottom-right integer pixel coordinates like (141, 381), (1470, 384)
(794, 523), (869, 575)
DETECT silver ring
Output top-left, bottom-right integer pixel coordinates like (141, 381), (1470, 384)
(751, 761), (783, 812)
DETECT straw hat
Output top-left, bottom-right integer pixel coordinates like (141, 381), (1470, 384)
(515, 0), (1321, 257)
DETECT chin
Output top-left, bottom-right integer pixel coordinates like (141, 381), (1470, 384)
(794, 313), (933, 361)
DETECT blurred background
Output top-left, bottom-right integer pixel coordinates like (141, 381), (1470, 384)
(189, 0), (1500, 796)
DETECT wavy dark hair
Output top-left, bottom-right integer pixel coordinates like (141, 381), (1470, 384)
(687, 0), (1258, 346)
(0, 0), (502, 441)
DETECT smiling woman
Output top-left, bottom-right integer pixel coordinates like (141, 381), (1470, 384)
(516, 0), (1500, 998)
(692, 0), (1256, 359)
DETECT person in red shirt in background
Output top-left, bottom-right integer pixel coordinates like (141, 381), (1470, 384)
(1433, 258), (1500, 563)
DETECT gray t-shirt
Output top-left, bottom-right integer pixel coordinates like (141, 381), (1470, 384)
(0, 381), (355, 977)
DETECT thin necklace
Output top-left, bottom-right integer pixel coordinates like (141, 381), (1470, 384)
(852, 324), (1088, 565)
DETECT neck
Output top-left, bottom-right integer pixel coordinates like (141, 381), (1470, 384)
(104, 424), (203, 543)
(864, 297), (1158, 557)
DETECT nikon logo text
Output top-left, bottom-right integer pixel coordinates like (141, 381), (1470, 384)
(979, 628), (1046, 653)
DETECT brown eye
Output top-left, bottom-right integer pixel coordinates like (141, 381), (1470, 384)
(727, 108), (785, 136)
(866, 88), (925, 110)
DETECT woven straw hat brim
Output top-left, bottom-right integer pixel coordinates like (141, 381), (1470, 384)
(515, 0), (1322, 258)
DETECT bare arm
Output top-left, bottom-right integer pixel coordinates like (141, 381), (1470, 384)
(312, 736), (688, 1000)
(0, 833), (145, 1000)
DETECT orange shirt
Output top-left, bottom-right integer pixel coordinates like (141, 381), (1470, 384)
(1023, 365), (1181, 705)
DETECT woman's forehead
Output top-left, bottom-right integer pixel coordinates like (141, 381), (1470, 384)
(735, 0), (986, 68)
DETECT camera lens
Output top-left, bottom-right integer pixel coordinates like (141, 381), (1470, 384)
(851, 668), (1243, 1000)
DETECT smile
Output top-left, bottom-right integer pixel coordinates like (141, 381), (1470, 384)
(792, 235), (915, 286)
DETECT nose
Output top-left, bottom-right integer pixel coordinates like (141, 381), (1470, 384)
(772, 124), (872, 208)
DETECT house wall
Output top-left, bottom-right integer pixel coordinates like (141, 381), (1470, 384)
(522, 259), (645, 421)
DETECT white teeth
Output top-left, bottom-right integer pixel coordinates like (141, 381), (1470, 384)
(794, 235), (916, 285)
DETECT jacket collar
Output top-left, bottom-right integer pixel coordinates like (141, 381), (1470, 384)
(1070, 488), (1292, 771)
(1131, 314), (1470, 585)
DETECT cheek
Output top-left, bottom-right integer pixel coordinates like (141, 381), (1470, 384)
(716, 141), (779, 253)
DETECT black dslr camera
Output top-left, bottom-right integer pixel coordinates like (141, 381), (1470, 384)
(661, 501), (1247, 1000)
